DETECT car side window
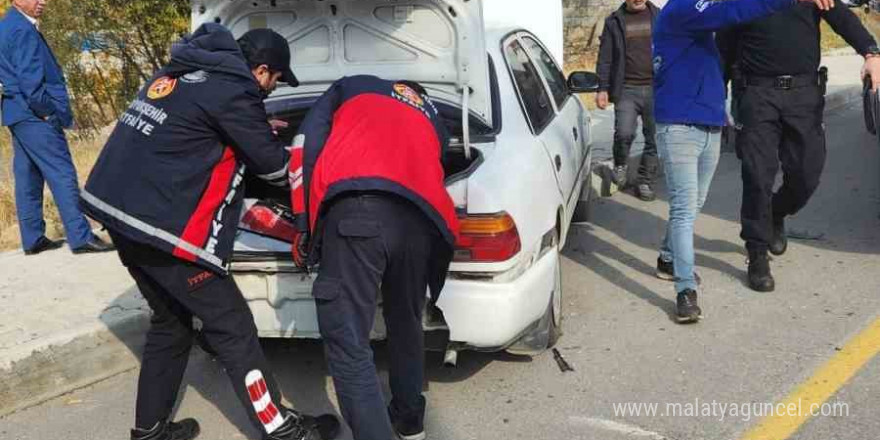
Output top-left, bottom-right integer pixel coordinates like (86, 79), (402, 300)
(522, 36), (569, 109)
(504, 39), (554, 132)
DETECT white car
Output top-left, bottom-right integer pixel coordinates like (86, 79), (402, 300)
(192, 0), (600, 357)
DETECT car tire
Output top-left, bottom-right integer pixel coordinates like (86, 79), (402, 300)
(547, 248), (563, 348)
(506, 248), (563, 356)
(571, 174), (593, 223)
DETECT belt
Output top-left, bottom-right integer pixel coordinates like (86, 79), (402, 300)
(744, 73), (819, 90)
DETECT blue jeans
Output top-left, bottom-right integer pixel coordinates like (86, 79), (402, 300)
(9, 118), (93, 250)
(657, 124), (721, 293)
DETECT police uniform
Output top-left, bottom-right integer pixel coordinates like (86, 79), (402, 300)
(81, 24), (335, 440)
(717, 2), (878, 290)
(289, 75), (459, 440)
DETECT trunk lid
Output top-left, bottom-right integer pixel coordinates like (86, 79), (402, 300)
(192, 0), (493, 127)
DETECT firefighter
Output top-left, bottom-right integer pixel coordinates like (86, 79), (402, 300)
(288, 75), (459, 440)
(81, 24), (339, 440)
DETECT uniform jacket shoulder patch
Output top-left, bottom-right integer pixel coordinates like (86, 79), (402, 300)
(147, 76), (178, 100)
(181, 70), (209, 84)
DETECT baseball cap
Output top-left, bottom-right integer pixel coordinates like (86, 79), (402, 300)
(237, 29), (299, 87)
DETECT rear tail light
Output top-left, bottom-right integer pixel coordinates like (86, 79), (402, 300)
(240, 200), (297, 243)
(454, 212), (521, 262)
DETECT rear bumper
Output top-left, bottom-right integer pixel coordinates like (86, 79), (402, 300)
(232, 248), (557, 350)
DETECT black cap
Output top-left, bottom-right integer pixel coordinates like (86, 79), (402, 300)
(237, 29), (299, 87)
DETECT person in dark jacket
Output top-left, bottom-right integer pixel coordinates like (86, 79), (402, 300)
(596, 0), (661, 201)
(81, 24), (338, 440)
(0, 0), (113, 255)
(288, 75), (459, 440)
(652, 0), (832, 323)
(717, 2), (880, 292)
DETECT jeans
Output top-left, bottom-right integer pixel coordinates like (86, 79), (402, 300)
(657, 124), (721, 293)
(612, 84), (659, 185)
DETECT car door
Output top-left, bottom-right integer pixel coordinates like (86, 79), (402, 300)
(520, 34), (587, 219)
(502, 36), (567, 207)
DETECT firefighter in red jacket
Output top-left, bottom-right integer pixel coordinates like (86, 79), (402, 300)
(289, 75), (459, 440)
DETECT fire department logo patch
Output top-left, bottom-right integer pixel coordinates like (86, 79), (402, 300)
(147, 76), (177, 100)
(393, 83), (424, 107)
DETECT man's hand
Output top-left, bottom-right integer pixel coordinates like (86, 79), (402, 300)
(596, 91), (609, 110)
(269, 118), (289, 136)
(862, 56), (880, 91)
(799, 0), (834, 11)
(291, 231), (309, 269)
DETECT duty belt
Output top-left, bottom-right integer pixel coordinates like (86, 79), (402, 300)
(744, 73), (820, 90)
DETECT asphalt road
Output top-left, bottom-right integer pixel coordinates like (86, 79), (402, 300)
(2, 103), (879, 440)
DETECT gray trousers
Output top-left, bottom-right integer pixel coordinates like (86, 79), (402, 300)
(613, 84), (659, 185)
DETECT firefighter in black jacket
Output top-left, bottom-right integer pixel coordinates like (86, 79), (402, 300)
(81, 24), (338, 440)
(717, 2), (880, 292)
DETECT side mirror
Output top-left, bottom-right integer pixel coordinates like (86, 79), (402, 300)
(567, 72), (601, 94)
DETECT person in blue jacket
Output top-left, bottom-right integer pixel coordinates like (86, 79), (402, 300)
(0, 0), (113, 255)
(652, 0), (832, 323)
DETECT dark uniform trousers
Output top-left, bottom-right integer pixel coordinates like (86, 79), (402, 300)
(737, 83), (826, 251)
(312, 194), (442, 440)
(109, 231), (285, 434)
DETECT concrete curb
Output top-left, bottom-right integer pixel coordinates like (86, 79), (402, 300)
(0, 311), (149, 417)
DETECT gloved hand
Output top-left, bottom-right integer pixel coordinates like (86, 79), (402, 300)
(292, 230), (310, 268)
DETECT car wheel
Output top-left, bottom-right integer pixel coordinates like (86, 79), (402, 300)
(571, 174), (593, 223)
(506, 248), (563, 356)
(547, 248), (563, 348)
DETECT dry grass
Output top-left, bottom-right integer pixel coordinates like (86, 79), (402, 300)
(0, 128), (108, 251)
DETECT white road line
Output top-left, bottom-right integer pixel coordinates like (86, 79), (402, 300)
(569, 416), (668, 439)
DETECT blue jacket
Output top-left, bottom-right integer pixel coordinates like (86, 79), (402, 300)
(653, 0), (796, 126)
(0, 7), (73, 127)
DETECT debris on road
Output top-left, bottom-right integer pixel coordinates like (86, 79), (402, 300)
(552, 348), (575, 373)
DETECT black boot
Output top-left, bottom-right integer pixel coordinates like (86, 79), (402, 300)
(769, 217), (788, 256)
(130, 419), (200, 440)
(675, 289), (702, 323)
(748, 249), (775, 292)
(265, 410), (340, 440)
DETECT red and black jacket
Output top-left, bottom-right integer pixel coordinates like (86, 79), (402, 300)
(81, 24), (289, 274)
(290, 75), (460, 261)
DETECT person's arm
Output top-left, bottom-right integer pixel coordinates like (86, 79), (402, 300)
(11, 29), (56, 119)
(209, 83), (289, 188)
(664, 0), (801, 33)
(822, 1), (876, 56)
(595, 18), (614, 109)
(716, 27), (741, 87)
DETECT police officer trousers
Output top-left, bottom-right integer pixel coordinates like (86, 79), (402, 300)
(312, 193), (444, 440)
(737, 83), (826, 252)
(109, 231), (289, 436)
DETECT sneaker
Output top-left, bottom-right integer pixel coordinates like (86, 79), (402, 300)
(637, 184), (656, 201)
(747, 249), (775, 292)
(613, 165), (628, 187)
(389, 407), (425, 440)
(769, 218), (788, 256)
(263, 412), (320, 440)
(675, 289), (702, 323)
(131, 419), (200, 440)
(656, 257), (701, 285)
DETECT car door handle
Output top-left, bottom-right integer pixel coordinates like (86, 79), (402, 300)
(572, 127), (579, 141)
(555, 155), (562, 171)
